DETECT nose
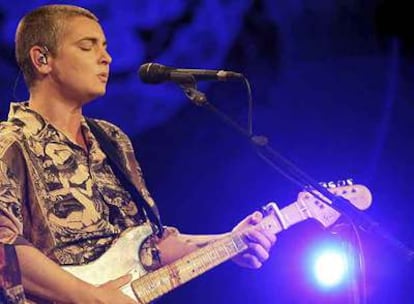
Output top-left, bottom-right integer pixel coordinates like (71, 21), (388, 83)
(101, 48), (112, 65)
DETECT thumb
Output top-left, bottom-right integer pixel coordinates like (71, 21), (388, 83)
(101, 273), (132, 289)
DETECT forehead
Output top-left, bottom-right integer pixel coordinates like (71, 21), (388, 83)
(59, 16), (106, 43)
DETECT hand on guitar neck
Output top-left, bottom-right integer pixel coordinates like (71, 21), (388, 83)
(151, 210), (276, 272)
(230, 211), (277, 269)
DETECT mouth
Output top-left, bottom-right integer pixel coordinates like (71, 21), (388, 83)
(98, 72), (109, 83)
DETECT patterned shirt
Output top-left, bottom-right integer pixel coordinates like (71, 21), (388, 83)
(0, 102), (158, 266)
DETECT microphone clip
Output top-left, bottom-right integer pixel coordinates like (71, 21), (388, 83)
(177, 76), (207, 106)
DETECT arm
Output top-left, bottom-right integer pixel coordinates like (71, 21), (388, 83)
(16, 244), (96, 303)
(157, 211), (276, 268)
(15, 245), (136, 304)
(0, 154), (135, 304)
(0, 211), (137, 303)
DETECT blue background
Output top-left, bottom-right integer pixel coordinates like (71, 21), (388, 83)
(1, 0), (413, 303)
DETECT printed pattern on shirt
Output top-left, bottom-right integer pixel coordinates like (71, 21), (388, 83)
(0, 102), (153, 265)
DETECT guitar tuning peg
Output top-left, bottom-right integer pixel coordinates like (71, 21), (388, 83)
(336, 178), (354, 187)
(327, 181), (337, 188)
(318, 181), (328, 188)
(336, 180), (346, 187)
(318, 181), (337, 188)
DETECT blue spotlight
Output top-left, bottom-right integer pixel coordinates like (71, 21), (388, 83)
(304, 240), (356, 291)
(313, 249), (349, 287)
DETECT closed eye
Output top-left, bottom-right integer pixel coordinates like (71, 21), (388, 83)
(77, 38), (96, 51)
(76, 37), (108, 53)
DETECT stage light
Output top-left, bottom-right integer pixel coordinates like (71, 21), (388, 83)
(302, 237), (357, 292)
(313, 249), (349, 288)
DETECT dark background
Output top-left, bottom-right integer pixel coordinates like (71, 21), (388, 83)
(1, 0), (414, 303)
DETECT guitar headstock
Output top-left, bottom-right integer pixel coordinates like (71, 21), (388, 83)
(296, 184), (372, 228)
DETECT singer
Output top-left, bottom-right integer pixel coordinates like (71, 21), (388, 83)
(0, 4), (276, 304)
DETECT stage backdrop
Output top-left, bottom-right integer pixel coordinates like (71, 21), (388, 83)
(1, 0), (413, 303)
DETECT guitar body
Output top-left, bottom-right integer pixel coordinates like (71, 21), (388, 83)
(63, 224), (153, 300)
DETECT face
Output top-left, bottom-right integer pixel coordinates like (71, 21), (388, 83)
(48, 16), (112, 104)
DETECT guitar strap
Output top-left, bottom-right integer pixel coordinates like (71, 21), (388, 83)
(86, 118), (164, 237)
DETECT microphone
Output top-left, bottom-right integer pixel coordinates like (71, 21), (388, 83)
(138, 62), (244, 84)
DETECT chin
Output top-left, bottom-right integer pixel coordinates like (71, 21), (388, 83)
(92, 88), (107, 98)
(82, 91), (105, 104)
(96, 89), (106, 97)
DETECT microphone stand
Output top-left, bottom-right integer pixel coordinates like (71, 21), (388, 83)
(178, 78), (414, 261)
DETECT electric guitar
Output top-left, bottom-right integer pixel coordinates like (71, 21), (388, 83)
(63, 184), (372, 303)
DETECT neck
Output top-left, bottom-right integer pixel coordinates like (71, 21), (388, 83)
(28, 89), (86, 147)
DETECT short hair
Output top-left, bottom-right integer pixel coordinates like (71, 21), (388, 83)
(15, 5), (98, 88)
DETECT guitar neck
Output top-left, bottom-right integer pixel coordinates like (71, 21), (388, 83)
(131, 200), (311, 303)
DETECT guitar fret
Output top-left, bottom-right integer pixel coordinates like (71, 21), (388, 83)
(156, 269), (171, 297)
(233, 234), (246, 251)
(159, 271), (169, 295)
(200, 251), (209, 270)
(140, 275), (157, 301)
(225, 241), (235, 255)
(157, 271), (169, 298)
(135, 268), (166, 303)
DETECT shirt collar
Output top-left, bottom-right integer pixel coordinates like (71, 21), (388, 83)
(7, 102), (92, 148)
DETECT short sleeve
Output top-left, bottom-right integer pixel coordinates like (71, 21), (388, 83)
(0, 142), (28, 246)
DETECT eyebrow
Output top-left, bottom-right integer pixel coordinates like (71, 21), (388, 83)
(76, 37), (108, 47)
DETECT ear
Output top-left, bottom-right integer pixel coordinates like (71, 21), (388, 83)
(29, 46), (52, 75)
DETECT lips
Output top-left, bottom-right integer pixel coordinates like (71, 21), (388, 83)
(98, 72), (109, 82)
